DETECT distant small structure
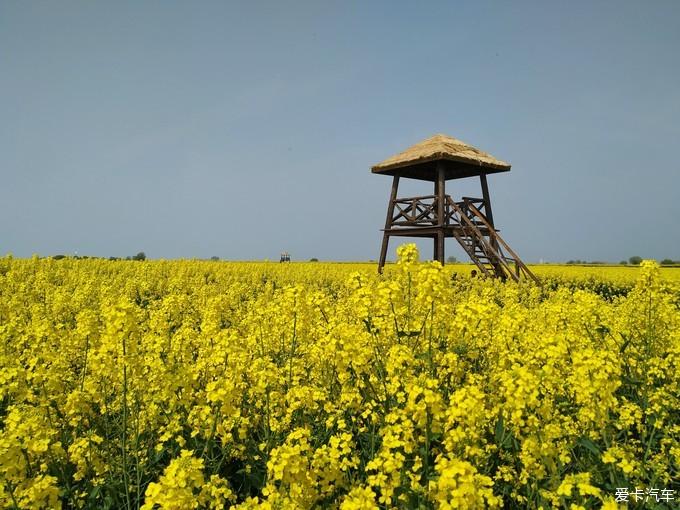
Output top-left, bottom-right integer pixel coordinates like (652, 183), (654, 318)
(280, 251), (291, 263)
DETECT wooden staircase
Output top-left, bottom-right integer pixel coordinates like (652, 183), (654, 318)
(446, 197), (538, 283)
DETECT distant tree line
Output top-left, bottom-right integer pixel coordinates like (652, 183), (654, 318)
(106, 252), (146, 261)
(565, 256), (679, 266)
(566, 260), (608, 265)
(624, 256), (680, 266)
(37, 252), (680, 266)
(50, 251), (147, 261)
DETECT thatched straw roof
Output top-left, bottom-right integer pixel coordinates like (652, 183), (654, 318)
(371, 134), (510, 181)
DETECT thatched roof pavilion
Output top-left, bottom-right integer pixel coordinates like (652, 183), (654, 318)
(371, 133), (510, 181)
(371, 133), (537, 282)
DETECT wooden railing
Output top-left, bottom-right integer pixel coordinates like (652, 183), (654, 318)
(391, 195), (489, 228)
(391, 195), (438, 226)
(385, 194), (538, 284)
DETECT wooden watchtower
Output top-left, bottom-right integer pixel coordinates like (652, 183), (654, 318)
(372, 134), (537, 282)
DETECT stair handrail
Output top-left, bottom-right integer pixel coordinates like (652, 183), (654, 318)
(446, 197), (518, 280)
(466, 202), (540, 284)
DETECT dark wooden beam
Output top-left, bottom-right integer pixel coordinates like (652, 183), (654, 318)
(378, 175), (400, 273)
(479, 173), (494, 228)
(436, 162), (445, 264)
(383, 225), (497, 236)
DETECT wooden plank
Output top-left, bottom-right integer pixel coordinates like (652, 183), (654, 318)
(394, 194), (436, 202)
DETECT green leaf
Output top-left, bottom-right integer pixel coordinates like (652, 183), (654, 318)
(495, 414), (505, 444)
(577, 437), (600, 455)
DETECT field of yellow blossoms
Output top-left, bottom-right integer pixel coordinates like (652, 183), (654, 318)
(1, 246), (678, 509)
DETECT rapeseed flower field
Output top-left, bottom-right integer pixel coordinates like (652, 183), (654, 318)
(0, 246), (678, 509)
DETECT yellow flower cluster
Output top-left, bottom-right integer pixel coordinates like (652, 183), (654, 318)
(0, 249), (678, 508)
(141, 450), (232, 510)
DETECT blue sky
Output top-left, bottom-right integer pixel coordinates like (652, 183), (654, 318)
(1, 1), (679, 262)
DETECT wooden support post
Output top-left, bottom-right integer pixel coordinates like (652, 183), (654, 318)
(378, 175), (400, 273)
(434, 176), (439, 262)
(436, 163), (445, 264)
(480, 172), (499, 253)
(479, 173), (494, 227)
